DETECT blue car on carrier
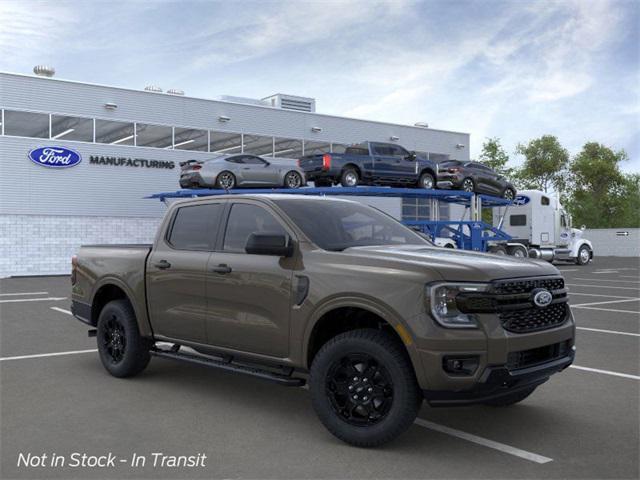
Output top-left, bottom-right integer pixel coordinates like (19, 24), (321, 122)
(298, 141), (439, 189)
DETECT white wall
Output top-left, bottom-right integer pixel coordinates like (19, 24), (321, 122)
(584, 228), (640, 257)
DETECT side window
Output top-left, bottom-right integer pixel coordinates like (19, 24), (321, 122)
(223, 204), (287, 253)
(510, 215), (527, 226)
(561, 215), (567, 227)
(168, 203), (223, 250)
(541, 196), (550, 206)
(242, 156), (267, 165)
(226, 156), (244, 164)
(372, 144), (391, 156)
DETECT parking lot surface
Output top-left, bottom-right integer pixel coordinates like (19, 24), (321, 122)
(1, 257), (638, 479)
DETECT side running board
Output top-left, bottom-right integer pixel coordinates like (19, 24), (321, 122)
(150, 346), (305, 387)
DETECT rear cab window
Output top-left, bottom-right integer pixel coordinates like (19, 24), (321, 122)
(167, 203), (223, 250)
(510, 215), (527, 226)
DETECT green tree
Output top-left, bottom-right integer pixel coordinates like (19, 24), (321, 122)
(479, 137), (513, 176)
(565, 142), (638, 228)
(515, 135), (569, 193)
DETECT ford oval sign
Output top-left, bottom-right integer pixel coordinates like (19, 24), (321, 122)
(28, 146), (82, 168)
(532, 289), (553, 308)
(513, 195), (530, 206)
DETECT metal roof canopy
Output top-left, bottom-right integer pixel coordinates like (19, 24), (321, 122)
(146, 186), (512, 208)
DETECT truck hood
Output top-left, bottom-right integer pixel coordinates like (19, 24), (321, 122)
(342, 245), (560, 282)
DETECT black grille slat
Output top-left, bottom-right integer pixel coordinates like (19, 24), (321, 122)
(492, 277), (564, 295)
(507, 340), (571, 370)
(501, 303), (568, 333)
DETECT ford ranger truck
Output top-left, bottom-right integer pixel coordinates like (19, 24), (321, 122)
(298, 141), (438, 189)
(71, 195), (575, 447)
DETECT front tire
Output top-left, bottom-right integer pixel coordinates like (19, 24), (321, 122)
(483, 386), (537, 407)
(310, 329), (421, 447)
(576, 245), (591, 265)
(418, 172), (435, 190)
(97, 300), (152, 378)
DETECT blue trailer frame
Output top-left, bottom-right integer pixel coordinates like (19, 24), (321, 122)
(147, 187), (512, 252)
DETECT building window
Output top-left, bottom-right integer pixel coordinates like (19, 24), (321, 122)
(243, 134), (274, 156)
(95, 119), (135, 145)
(210, 131), (243, 154)
(135, 123), (173, 148)
(303, 140), (331, 155)
(173, 127), (208, 151)
(50, 114), (93, 142)
(3, 110), (49, 138)
(273, 137), (303, 159)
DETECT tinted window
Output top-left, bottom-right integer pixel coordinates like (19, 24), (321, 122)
(242, 156), (267, 165)
(541, 196), (550, 205)
(225, 156), (244, 164)
(51, 114), (93, 142)
(223, 204), (287, 253)
(274, 199), (428, 251)
(345, 147), (370, 156)
(510, 215), (527, 226)
(4, 110), (49, 138)
(136, 123), (172, 148)
(169, 203), (223, 250)
(95, 119), (135, 145)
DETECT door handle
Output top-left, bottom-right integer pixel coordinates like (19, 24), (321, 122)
(154, 260), (171, 270)
(211, 264), (232, 274)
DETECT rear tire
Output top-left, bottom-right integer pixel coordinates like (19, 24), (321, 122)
(310, 329), (421, 447)
(462, 177), (475, 192)
(216, 171), (236, 189)
(97, 300), (152, 378)
(340, 168), (359, 187)
(284, 171), (303, 189)
(482, 386), (537, 407)
(489, 245), (508, 256)
(507, 245), (528, 258)
(503, 188), (516, 201)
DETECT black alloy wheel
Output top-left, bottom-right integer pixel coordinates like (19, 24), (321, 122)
(284, 171), (303, 189)
(325, 353), (394, 426)
(462, 178), (475, 192)
(103, 315), (126, 364)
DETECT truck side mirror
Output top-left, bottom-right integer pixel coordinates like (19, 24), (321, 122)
(581, 225), (586, 231)
(407, 151), (417, 161)
(245, 233), (293, 257)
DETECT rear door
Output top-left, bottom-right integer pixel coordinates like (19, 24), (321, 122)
(146, 201), (224, 343)
(205, 201), (295, 357)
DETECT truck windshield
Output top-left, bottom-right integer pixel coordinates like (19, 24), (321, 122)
(273, 199), (430, 251)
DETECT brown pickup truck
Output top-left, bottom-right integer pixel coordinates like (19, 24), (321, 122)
(71, 194), (575, 447)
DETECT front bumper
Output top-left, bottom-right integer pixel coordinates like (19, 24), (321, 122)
(422, 349), (574, 406)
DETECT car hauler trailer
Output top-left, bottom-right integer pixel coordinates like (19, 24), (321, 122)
(148, 186), (513, 253)
(492, 190), (594, 265)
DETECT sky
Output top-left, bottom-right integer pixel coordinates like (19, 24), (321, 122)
(1, 0), (638, 172)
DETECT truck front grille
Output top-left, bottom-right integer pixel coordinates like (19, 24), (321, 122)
(493, 276), (569, 333)
(507, 340), (572, 370)
(500, 302), (568, 333)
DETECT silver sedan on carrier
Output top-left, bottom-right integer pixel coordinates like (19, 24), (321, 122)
(179, 154), (306, 189)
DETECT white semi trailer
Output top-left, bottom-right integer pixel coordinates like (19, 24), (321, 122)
(492, 190), (594, 265)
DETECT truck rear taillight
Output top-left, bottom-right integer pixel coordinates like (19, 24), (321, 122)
(448, 167), (460, 173)
(71, 255), (78, 285)
(192, 165), (202, 170)
(322, 154), (332, 171)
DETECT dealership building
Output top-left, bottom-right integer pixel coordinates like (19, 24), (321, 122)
(0, 69), (470, 277)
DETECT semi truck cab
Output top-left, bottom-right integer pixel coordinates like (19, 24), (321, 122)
(494, 190), (594, 265)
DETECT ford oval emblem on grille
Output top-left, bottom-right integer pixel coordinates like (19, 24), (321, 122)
(28, 146), (82, 168)
(532, 289), (553, 308)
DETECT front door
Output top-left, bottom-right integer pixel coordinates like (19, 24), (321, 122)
(237, 155), (275, 185)
(205, 201), (295, 358)
(147, 201), (225, 343)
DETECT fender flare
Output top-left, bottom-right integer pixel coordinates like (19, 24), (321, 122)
(90, 276), (153, 337)
(570, 238), (593, 258)
(300, 294), (425, 381)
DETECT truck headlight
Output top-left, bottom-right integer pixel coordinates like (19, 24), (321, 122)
(426, 283), (489, 328)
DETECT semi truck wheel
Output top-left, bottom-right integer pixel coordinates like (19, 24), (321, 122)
(507, 245), (528, 258)
(576, 245), (591, 265)
(96, 300), (152, 378)
(482, 386), (537, 407)
(489, 245), (507, 256)
(310, 329), (422, 447)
